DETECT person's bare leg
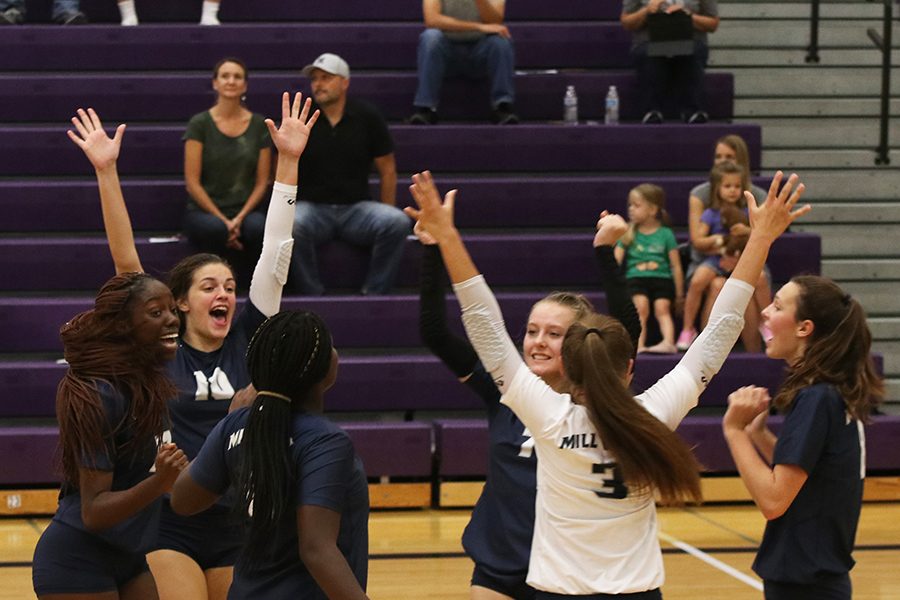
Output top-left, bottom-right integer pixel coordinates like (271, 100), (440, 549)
(147, 550), (207, 600)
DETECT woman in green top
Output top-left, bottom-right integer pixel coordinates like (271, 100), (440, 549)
(184, 57), (272, 258)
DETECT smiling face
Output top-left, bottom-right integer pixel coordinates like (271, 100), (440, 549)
(212, 60), (248, 101)
(130, 279), (180, 362)
(177, 262), (237, 350)
(761, 282), (808, 364)
(523, 301), (578, 389)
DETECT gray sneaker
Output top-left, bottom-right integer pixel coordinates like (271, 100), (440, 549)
(0, 7), (25, 24)
(55, 10), (88, 24)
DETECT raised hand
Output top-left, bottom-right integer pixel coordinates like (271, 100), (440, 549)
(413, 220), (438, 246)
(593, 210), (628, 247)
(154, 443), (189, 491)
(67, 108), (126, 172)
(265, 92), (320, 160)
(404, 171), (458, 245)
(746, 171), (811, 241)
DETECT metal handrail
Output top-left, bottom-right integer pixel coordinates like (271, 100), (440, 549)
(806, 0), (821, 63)
(867, 0), (893, 165)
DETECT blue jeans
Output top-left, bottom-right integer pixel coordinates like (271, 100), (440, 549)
(0, 0), (81, 19)
(183, 209), (266, 257)
(291, 201), (411, 295)
(414, 28), (515, 110)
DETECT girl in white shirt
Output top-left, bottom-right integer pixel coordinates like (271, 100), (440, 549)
(405, 170), (809, 598)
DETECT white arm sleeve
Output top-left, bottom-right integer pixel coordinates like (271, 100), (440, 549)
(248, 182), (296, 317)
(452, 275), (525, 394)
(638, 277), (753, 429)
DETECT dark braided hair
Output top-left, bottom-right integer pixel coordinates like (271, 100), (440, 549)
(56, 272), (175, 486)
(235, 310), (335, 567)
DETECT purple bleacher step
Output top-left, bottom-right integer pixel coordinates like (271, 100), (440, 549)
(0, 231), (815, 293)
(3, 23), (630, 72)
(0, 421), (432, 485)
(2, 72), (733, 124)
(25, 0), (620, 24)
(433, 413), (900, 477)
(0, 292), (609, 354)
(0, 123), (761, 176)
(7, 352), (878, 420)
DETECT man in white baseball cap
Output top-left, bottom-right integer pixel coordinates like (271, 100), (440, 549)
(290, 53), (410, 295)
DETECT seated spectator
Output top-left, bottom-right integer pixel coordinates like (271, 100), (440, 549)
(291, 53), (411, 295)
(688, 134), (770, 351)
(408, 0), (518, 125)
(183, 57), (271, 260)
(0, 0), (85, 24)
(620, 0), (719, 124)
(117, 0), (221, 25)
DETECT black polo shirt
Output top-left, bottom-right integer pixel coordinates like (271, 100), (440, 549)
(298, 97), (394, 205)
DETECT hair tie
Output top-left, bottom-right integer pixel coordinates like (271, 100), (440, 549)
(256, 390), (292, 403)
(842, 293), (852, 307)
(584, 327), (604, 339)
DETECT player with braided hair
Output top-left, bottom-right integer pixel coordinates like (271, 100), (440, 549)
(170, 310), (369, 600)
(32, 272), (190, 598)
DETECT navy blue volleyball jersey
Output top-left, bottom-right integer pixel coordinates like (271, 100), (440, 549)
(189, 407), (369, 599)
(754, 383), (864, 584)
(166, 302), (266, 460)
(54, 379), (163, 554)
(461, 362), (537, 577)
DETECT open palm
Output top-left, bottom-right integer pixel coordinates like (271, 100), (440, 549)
(67, 108), (125, 171)
(265, 92), (320, 160)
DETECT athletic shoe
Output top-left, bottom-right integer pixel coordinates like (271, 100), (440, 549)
(676, 329), (697, 351)
(55, 10), (88, 24)
(0, 7), (24, 24)
(492, 103), (519, 125)
(641, 110), (664, 124)
(687, 110), (709, 124)
(407, 107), (438, 125)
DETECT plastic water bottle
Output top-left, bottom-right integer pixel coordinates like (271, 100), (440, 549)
(563, 85), (578, 125)
(605, 85), (619, 125)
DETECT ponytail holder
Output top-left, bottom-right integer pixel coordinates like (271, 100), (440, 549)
(257, 390), (292, 403)
(585, 327), (604, 339)
(842, 293), (852, 307)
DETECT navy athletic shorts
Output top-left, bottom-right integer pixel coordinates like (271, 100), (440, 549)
(32, 521), (150, 595)
(151, 498), (243, 570)
(471, 562), (535, 600)
(764, 573), (851, 600)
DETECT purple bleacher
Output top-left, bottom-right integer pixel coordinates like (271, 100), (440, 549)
(340, 422), (433, 478)
(0, 293), (608, 354)
(2, 23), (631, 72)
(0, 426), (59, 485)
(0, 422), (432, 485)
(865, 415), (900, 472)
(2, 71), (734, 124)
(0, 231), (815, 293)
(7, 352), (880, 419)
(433, 419), (490, 477)
(25, 0), (621, 24)
(0, 124), (761, 177)
(5, 175), (781, 234)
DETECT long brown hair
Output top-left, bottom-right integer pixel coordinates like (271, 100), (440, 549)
(562, 313), (702, 505)
(56, 273), (175, 486)
(774, 276), (884, 421)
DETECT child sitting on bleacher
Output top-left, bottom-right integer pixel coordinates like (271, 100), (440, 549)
(678, 161), (751, 350)
(615, 183), (683, 353)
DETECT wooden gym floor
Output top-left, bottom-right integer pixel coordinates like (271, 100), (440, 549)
(2, 503), (900, 599)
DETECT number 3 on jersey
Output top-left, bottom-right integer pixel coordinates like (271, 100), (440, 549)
(592, 462), (628, 499)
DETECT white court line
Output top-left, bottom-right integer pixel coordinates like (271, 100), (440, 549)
(659, 530), (764, 591)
